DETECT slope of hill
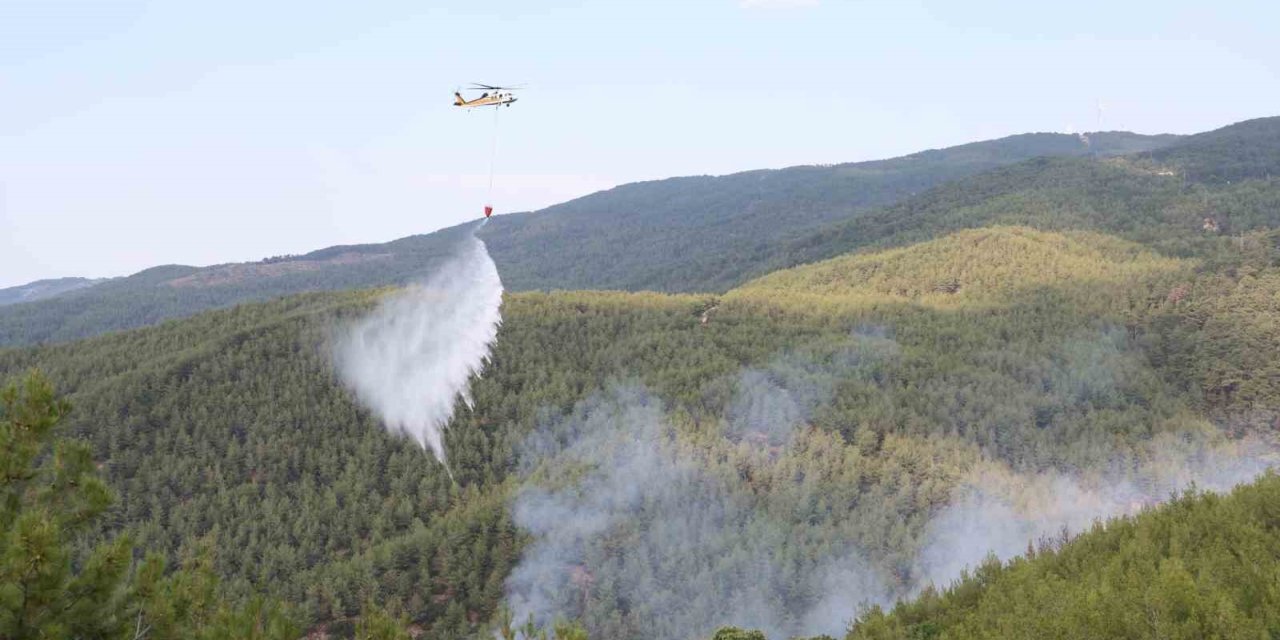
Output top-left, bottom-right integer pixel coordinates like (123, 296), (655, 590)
(1149, 115), (1280, 183)
(0, 276), (108, 306)
(480, 131), (1176, 293)
(4, 219), (1277, 638)
(735, 227), (1184, 310)
(764, 117), (1280, 275)
(0, 226), (474, 346)
(847, 472), (1280, 640)
(0, 131), (1178, 347)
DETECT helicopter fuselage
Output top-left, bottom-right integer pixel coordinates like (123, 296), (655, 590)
(454, 91), (517, 108)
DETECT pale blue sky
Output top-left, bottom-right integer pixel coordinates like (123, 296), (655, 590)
(2, 0), (1277, 287)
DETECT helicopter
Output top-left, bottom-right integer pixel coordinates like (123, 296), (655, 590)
(454, 84), (523, 218)
(453, 83), (521, 108)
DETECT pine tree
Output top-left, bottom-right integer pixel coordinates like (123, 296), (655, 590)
(0, 370), (129, 638)
(0, 371), (299, 639)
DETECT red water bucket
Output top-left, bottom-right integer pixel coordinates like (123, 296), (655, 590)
(484, 205), (494, 218)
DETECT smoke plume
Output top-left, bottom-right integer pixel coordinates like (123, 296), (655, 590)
(506, 384), (892, 640)
(334, 225), (503, 463)
(507, 331), (902, 640)
(914, 434), (1280, 592)
(504, 323), (1279, 639)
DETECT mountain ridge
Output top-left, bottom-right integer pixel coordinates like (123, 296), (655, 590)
(0, 129), (1183, 346)
(0, 276), (110, 306)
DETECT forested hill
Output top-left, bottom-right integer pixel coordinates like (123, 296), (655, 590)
(0, 276), (107, 306)
(3, 117), (1278, 639)
(479, 131), (1174, 292)
(759, 116), (1280, 276)
(846, 473), (1280, 640)
(0, 130), (1176, 347)
(1149, 115), (1280, 183)
(0, 226), (476, 346)
(4, 218), (1280, 638)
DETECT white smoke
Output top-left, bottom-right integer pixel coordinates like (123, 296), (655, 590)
(506, 331), (903, 640)
(334, 225), (503, 463)
(503, 322), (1280, 638)
(725, 326), (899, 446)
(914, 434), (1280, 592)
(505, 384), (891, 640)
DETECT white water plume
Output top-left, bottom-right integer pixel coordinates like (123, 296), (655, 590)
(334, 225), (503, 463)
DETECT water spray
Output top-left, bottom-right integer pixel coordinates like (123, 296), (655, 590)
(334, 221), (503, 470)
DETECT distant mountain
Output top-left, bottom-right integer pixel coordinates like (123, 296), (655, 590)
(1150, 115), (1280, 183)
(0, 130), (1179, 347)
(0, 277), (108, 306)
(759, 116), (1280, 275)
(481, 131), (1178, 294)
(0, 227), (473, 346)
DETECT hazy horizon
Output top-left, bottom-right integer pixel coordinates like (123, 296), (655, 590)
(4, 0), (1278, 287)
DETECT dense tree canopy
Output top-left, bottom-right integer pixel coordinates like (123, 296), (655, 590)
(847, 473), (1280, 640)
(4, 218), (1278, 637)
(0, 371), (297, 639)
(1, 117), (1278, 638)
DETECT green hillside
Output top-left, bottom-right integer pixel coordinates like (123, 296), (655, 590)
(848, 473), (1280, 640)
(764, 118), (1280, 276)
(1149, 115), (1280, 183)
(480, 131), (1175, 294)
(3, 117), (1278, 640)
(0, 226), (476, 347)
(736, 227), (1185, 310)
(0, 131), (1177, 347)
(0, 277), (107, 306)
(5, 217), (1278, 638)
(5, 118), (1277, 351)
(2, 287), (824, 637)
